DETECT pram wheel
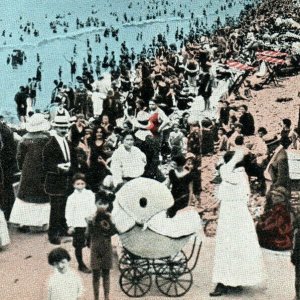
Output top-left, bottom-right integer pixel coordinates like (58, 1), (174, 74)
(153, 251), (187, 275)
(119, 251), (150, 275)
(155, 268), (193, 297)
(119, 267), (152, 297)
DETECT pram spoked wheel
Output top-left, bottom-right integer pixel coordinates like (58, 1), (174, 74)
(154, 251), (192, 297)
(155, 268), (193, 297)
(153, 251), (187, 275)
(119, 251), (150, 275)
(119, 267), (152, 297)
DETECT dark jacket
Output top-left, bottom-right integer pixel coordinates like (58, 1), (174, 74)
(269, 148), (291, 192)
(17, 132), (50, 203)
(239, 112), (255, 136)
(219, 107), (230, 126)
(42, 136), (76, 196)
(14, 91), (27, 115)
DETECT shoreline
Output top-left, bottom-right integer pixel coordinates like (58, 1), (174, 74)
(0, 0), (252, 122)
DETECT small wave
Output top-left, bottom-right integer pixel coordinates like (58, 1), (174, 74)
(122, 16), (198, 28)
(121, 10), (232, 28)
(37, 26), (106, 46)
(0, 26), (106, 51)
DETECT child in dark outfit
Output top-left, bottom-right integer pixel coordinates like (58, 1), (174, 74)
(86, 207), (117, 300)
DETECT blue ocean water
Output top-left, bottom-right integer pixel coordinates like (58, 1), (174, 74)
(0, 0), (253, 123)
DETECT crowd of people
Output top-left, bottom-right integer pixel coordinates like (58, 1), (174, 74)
(1, 0), (300, 298)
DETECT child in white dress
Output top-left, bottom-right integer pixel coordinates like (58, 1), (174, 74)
(47, 247), (83, 300)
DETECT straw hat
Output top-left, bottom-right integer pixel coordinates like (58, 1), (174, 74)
(51, 115), (70, 128)
(26, 113), (50, 132)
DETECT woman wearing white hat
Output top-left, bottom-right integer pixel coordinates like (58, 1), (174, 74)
(9, 113), (51, 232)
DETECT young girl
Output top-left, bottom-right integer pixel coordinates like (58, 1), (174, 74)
(168, 121), (184, 158)
(65, 173), (97, 273)
(86, 208), (117, 300)
(47, 247), (83, 300)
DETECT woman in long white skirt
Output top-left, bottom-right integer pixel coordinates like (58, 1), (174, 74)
(9, 114), (51, 232)
(210, 150), (266, 297)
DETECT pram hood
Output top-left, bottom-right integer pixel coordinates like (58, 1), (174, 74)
(112, 177), (174, 231)
(112, 178), (200, 239)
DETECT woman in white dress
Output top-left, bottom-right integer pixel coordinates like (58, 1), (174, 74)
(210, 149), (266, 297)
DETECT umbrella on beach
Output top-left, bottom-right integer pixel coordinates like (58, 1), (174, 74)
(256, 55), (286, 65)
(257, 50), (288, 58)
(226, 60), (256, 71)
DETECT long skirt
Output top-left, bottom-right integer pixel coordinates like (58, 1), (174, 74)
(9, 198), (50, 228)
(212, 200), (266, 286)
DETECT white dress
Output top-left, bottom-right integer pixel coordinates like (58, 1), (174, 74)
(0, 209), (10, 247)
(9, 198), (50, 228)
(212, 151), (266, 286)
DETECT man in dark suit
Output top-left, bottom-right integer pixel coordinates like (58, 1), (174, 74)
(14, 86), (27, 122)
(264, 135), (291, 197)
(218, 100), (230, 126)
(268, 136), (291, 192)
(43, 115), (75, 244)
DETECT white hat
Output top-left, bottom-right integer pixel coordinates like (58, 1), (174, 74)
(51, 115), (70, 127)
(25, 113), (50, 132)
(69, 116), (77, 123)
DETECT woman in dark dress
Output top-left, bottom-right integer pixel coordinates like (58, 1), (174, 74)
(198, 65), (212, 111)
(140, 77), (154, 105)
(68, 114), (86, 147)
(9, 114), (51, 231)
(102, 91), (123, 126)
(89, 126), (111, 192)
(166, 155), (201, 217)
(156, 79), (174, 116)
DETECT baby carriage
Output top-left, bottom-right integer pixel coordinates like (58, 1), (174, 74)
(112, 178), (202, 297)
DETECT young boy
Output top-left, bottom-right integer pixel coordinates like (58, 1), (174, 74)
(47, 247), (83, 300)
(65, 173), (97, 273)
(214, 127), (228, 152)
